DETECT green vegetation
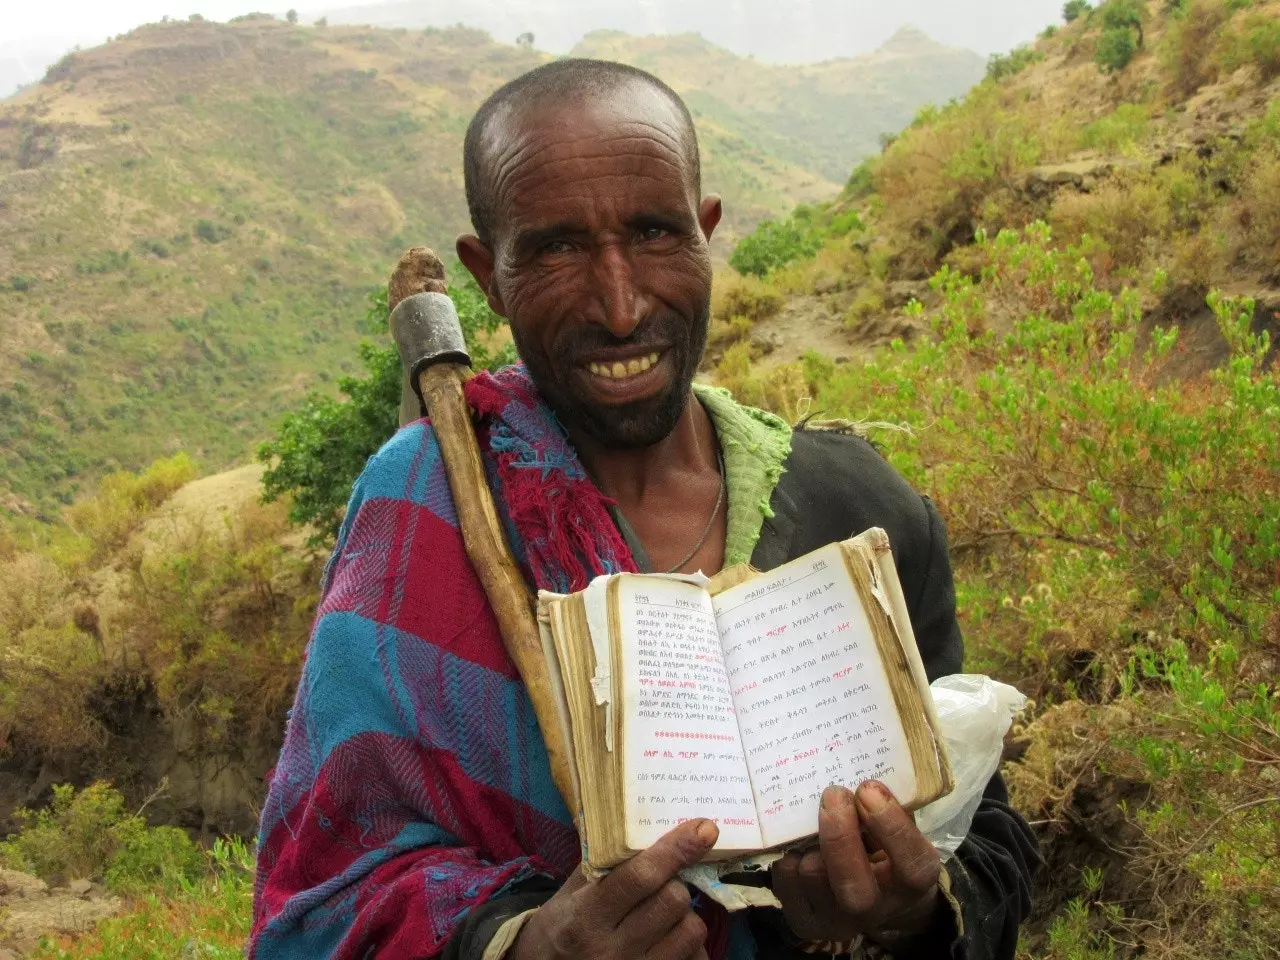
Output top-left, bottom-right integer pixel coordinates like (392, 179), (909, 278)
(711, 224), (1279, 956)
(258, 277), (515, 540)
(33, 835), (254, 960)
(728, 213), (825, 277)
(1063, 0), (1093, 22)
(1, 783), (203, 895)
(5, 17), (908, 515)
(986, 46), (1044, 81)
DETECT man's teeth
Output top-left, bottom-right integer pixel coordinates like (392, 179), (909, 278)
(588, 353), (660, 379)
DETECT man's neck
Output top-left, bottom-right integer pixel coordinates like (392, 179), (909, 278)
(570, 394), (718, 506)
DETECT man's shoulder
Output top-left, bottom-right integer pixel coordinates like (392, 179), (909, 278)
(785, 427), (921, 505)
(348, 419), (449, 511)
(773, 426), (933, 560)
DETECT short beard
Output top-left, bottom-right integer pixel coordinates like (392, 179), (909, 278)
(513, 305), (709, 450)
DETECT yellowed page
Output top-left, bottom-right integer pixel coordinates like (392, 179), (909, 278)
(611, 575), (764, 852)
(712, 542), (918, 848)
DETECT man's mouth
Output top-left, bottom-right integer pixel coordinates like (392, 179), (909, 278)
(575, 349), (673, 404)
(585, 352), (661, 380)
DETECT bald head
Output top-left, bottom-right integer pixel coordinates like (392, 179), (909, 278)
(463, 59), (701, 248)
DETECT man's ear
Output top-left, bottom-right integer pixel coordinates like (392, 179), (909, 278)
(698, 195), (723, 243)
(456, 234), (507, 317)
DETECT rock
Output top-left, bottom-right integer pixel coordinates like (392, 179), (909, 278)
(0, 869), (48, 899)
(884, 281), (928, 310)
(68, 878), (93, 897)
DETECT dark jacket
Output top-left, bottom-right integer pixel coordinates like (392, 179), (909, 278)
(445, 429), (1039, 960)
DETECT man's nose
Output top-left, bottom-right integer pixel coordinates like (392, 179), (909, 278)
(592, 244), (647, 338)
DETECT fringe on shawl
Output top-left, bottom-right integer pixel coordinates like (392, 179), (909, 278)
(463, 367), (638, 593)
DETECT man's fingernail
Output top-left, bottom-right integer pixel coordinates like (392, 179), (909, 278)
(821, 785), (854, 812)
(857, 781), (890, 815)
(695, 819), (718, 846)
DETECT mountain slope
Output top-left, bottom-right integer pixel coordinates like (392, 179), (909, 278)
(1, 16), (978, 515)
(573, 27), (985, 182)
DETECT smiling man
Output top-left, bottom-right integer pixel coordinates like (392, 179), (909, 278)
(250, 60), (1037, 960)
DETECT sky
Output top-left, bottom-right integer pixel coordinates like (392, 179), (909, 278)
(1, 0), (1068, 93)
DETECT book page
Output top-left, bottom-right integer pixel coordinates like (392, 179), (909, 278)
(614, 576), (763, 852)
(713, 544), (917, 848)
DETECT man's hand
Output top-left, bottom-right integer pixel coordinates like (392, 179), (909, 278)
(510, 819), (718, 960)
(772, 782), (945, 949)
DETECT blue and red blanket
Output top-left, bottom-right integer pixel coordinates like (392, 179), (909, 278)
(250, 365), (741, 958)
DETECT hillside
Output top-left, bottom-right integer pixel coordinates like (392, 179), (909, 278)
(572, 27), (985, 182)
(699, 0), (1279, 954)
(0, 17), (982, 517)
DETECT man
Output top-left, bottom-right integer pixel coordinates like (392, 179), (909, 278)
(251, 60), (1037, 960)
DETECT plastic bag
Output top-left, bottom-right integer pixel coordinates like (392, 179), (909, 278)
(915, 674), (1028, 861)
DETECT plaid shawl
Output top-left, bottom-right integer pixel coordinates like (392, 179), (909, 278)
(250, 365), (749, 958)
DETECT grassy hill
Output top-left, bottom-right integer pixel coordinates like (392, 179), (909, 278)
(0, 16), (981, 517)
(701, 0), (1279, 954)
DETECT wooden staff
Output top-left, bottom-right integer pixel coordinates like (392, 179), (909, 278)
(388, 248), (576, 812)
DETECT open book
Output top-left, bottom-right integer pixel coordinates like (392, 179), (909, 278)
(537, 528), (954, 870)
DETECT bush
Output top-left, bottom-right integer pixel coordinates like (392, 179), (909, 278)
(64, 453), (197, 562)
(1221, 14), (1280, 81)
(1080, 103), (1150, 150)
(729, 216), (824, 277)
(1097, 25), (1140, 71)
(116, 498), (314, 753)
(194, 219), (232, 244)
(1163, 0), (1229, 94)
(9, 274), (36, 292)
(712, 272), (784, 325)
(0, 783), (203, 892)
(30, 837), (254, 959)
(259, 278), (516, 541)
(986, 46), (1043, 82)
(1064, 0), (1093, 21)
(1102, 0), (1147, 41)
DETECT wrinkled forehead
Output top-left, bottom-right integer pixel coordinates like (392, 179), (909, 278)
(481, 85), (698, 233)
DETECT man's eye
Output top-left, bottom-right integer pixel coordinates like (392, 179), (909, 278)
(639, 226), (669, 242)
(540, 239), (573, 256)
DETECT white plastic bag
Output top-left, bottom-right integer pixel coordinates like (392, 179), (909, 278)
(915, 674), (1028, 861)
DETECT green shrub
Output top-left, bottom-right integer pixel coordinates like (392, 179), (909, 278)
(713, 272), (784, 324)
(1097, 25), (1140, 71)
(1221, 15), (1280, 80)
(986, 46), (1043, 82)
(0, 783), (203, 892)
(1080, 103), (1150, 150)
(1064, 0), (1093, 21)
(259, 278), (515, 541)
(64, 452), (197, 562)
(74, 250), (130, 275)
(728, 216), (824, 277)
(9, 274), (36, 292)
(31, 837), (254, 959)
(194, 219), (232, 244)
(1102, 0), (1147, 42)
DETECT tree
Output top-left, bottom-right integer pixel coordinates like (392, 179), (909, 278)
(516, 31), (535, 48)
(314, 15), (327, 26)
(1096, 25), (1139, 71)
(286, 8), (298, 23)
(1063, 0), (1092, 21)
(259, 277), (516, 542)
(1102, 0), (1146, 45)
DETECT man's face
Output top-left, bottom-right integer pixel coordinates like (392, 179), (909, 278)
(461, 88), (720, 449)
